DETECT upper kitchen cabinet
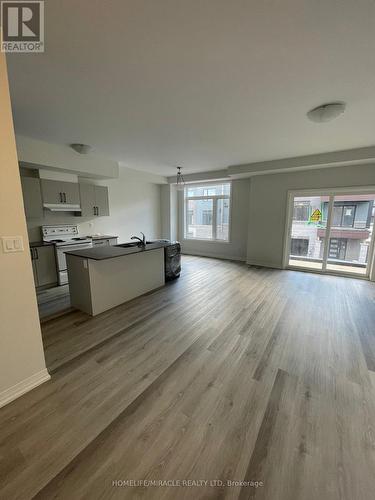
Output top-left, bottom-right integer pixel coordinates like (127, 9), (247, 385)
(40, 179), (80, 205)
(94, 185), (110, 216)
(79, 183), (110, 217)
(20, 177), (43, 218)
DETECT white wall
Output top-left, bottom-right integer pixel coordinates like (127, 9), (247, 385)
(178, 179), (251, 261)
(160, 184), (171, 240)
(160, 184), (178, 241)
(17, 135), (120, 179)
(247, 164), (375, 268)
(170, 185), (178, 241)
(26, 166), (162, 243)
(0, 51), (49, 407)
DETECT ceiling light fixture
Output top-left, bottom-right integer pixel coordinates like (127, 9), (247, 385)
(70, 143), (92, 154)
(176, 166), (185, 191)
(307, 102), (346, 123)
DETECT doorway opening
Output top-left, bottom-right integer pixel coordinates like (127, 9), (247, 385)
(284, 189), (375, 278)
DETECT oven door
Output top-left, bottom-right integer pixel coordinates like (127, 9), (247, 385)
(56, 243), (93, 284)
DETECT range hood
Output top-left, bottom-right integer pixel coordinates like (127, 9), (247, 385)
(43, 203), (82, 212)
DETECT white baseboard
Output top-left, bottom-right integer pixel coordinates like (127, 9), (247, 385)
(0, 369), (51, 409)
(182, 250), (246, 262)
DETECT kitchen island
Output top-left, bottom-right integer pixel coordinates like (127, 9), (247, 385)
(65, 243), (165, 316)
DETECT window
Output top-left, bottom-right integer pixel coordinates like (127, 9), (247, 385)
(184, 182), (231, 241)
(187, 209), (193, 225)
(202, 210), (212, 225)
(291, 238), (308, 256)
(293, 202), (310, 221)
(332, 204), (356, 227)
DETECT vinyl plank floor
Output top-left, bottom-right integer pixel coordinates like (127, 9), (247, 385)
(1, 256), (375, 499)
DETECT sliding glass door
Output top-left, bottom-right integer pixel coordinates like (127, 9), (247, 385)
(326, 194), (375, 275)
(286, 190), (375, 278)
(288, 195), (328, 271)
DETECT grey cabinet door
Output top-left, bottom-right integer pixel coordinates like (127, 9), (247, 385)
(40, 179), (63, 204)
(95, 186), (110, 216)
(92, 239), (109, 247)
(92, 238), (117, 247)
(61, 181), (80, 205)
(34, 246), (58, 287)
(30, 249), (38, 286)
(79, 183), (96, 216)
(21, 177), (43, 218)
(41, 179), (80, 205)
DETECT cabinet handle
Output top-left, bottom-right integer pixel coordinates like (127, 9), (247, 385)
(63, 192), (67, 203)
(59, 192), (62, 203)
(93, 206), (96, 216)
(97, 206), (99, 216)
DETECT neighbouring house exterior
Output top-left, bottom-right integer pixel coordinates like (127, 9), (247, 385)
(290, 194), (374, 267)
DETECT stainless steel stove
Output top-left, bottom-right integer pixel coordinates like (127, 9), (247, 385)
(42, 225), (93, 285)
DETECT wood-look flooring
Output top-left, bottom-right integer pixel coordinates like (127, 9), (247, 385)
(1, 255), (375, 499)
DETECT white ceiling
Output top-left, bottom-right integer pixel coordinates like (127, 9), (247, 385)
(7, 0), (375, 176)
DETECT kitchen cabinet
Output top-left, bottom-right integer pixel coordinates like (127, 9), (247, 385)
(30, 245), (58, 288)
(92, 237), (118, 247)
(79, 184), (110, 217)
(95, 186), (110, 216)
(41, 179), (80, 205)
(21, 177), (43, 218)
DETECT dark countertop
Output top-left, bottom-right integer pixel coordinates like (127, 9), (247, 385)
(89, 235), (118, 240)
(29, 241), (55, 248)
(65, 242), (165, 261)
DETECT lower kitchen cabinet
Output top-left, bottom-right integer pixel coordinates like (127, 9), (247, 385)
(30, 245), (58, 288)
(92, 237), (118, 247)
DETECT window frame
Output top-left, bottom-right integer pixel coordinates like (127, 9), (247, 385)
(332, 203), (356, 228)
(184, 181), (232, 243)
(283, 186), (375, 281)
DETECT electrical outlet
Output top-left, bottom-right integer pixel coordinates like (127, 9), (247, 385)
(2, 236), (24, 253)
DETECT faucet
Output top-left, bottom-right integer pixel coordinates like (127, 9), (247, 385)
(131, 232), (146, 247)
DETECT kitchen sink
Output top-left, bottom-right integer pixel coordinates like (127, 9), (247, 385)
(115, 242), (140, 248)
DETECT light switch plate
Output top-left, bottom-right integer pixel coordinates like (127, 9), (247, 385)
(2, 236), (24, 253)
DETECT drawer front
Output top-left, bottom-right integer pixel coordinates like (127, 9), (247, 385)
(92, 239), (109, 247)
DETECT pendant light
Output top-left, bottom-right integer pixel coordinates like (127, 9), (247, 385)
(176, 166), (185, 191)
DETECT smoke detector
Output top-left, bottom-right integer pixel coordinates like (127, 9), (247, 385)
(307, 102), (346, 123)
(70, 143), (92, 154)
